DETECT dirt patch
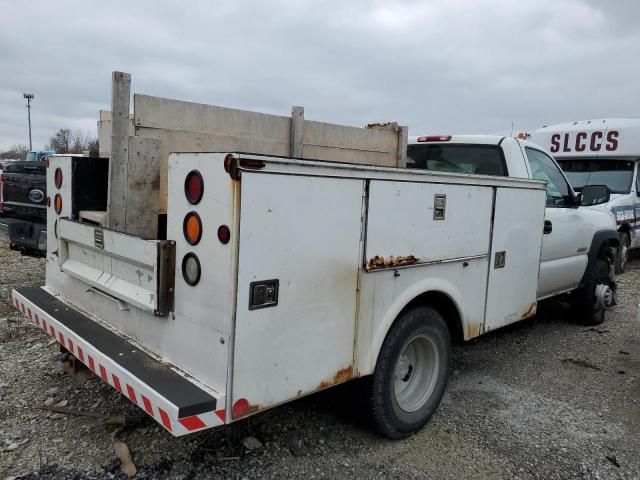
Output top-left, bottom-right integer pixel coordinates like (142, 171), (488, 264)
(1, 242), (639, 479)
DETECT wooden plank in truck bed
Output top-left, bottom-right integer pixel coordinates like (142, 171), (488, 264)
(132, 94), (406, 212)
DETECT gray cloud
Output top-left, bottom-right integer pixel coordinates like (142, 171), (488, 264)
(1, 0), (639, 151)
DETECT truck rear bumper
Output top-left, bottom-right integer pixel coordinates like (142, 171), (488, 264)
(2, 218), (46, 255)
(12, 287), (226, 436)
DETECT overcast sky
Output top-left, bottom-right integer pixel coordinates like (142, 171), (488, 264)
(1, 0), (639, 152)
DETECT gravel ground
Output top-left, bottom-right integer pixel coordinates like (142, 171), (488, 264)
(1, 243), (638, 480)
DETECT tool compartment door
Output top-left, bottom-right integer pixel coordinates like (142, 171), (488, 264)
(233, 173), (363, 412)
(365, 181), (493, 264)
(483, 187), (546, 331)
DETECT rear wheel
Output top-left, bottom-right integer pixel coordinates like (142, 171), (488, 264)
(369, 306), (451, 439)
(616, 232), (630, 274)
(570, 258), (615, 326)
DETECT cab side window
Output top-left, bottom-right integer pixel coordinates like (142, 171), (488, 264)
(525, 147), (572, 207)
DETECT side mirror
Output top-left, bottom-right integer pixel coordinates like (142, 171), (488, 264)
(580, 185), (610, 206)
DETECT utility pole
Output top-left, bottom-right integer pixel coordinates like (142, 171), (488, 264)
(23, 93), (34, 151)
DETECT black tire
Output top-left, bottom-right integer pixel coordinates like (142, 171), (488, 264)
(570, 258), (612, 326)
(369, 306), (451, 439)
(615, 232), (630, 274)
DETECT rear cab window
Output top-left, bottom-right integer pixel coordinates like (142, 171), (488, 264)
(406, 144), (507, 176)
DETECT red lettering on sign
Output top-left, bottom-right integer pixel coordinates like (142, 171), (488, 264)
(550, 134), (560, 153)
(590, 131), (603, 151)
(575, 132), (587, 152)
(562, 133), (572, 152)
(606, 130), (619, 151)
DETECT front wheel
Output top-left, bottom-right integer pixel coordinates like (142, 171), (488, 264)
(570, 258), (615, 326)
(369, 306), (451, 439)
(616, 232), (630, 274)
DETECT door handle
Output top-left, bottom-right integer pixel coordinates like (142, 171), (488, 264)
(543, 220), (552, 234)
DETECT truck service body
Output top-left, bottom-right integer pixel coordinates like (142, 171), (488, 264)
(531, 118), (640, 272)
(10, 75), (619, 439)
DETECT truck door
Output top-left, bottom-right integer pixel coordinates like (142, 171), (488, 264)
(524, 147), (590, 298)
(232, 172), (364, 414)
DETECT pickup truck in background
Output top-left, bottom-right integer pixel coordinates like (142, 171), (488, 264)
(530, 118), (640, 273)
(0, 157), (48, 255)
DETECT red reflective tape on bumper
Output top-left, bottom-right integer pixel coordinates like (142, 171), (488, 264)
(158, 408), (172, 432)
(49, 325), (55, 337)
(88, 355), (95, 372)
(126, 384), (138, 404)
(178, 415), (206, 431)
(112, 374), (122, 393)
(34, 314), (40, 327)
(99, 364), (108, 383)
(67, 339), (75, 355)
(77, 346), (84, 362)
(58, 332), (65, 347)
(142, 395), (154, 416)
(27, 308), (32, 319)
(215, 409), (226, 422)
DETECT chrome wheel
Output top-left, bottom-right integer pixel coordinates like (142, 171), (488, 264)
(393, 334), (439, 412)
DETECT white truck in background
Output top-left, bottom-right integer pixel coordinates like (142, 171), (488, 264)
(530, 118), (640, 273)
(11, 73), (619, 440)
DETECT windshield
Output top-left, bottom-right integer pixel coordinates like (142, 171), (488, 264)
(406, 144), (506, 176)
(558, 159), (634, 194)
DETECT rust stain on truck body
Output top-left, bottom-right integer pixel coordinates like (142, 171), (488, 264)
(317, 365), (354, 389)
(367, 255), (419, 270)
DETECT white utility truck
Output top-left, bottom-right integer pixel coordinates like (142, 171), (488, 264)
(531, 119), (640, 273)
(11, 74), (618, 439)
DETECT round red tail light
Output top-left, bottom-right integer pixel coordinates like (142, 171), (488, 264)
(183, 212), (203, 245)
(217, 225), (230, 244)
(54, 194), (62, 214)
(54, 168), (63, 189)
(182, 253), (201, 286)
(185, 170), (204, 205)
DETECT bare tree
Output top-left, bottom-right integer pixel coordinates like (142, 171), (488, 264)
(49, 128), (72, 153)
(48, 129), (99, 156)
(0, 144), (29, 160)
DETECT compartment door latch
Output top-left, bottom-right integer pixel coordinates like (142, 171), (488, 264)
(249, 279), (279, 310)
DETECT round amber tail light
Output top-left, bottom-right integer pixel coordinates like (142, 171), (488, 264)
(183, 212), (202, 245)
(54, 194), (62, 214)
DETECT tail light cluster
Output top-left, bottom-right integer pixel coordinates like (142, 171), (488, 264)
(181, 170), (231, 286)
(48, 165), (64, 215)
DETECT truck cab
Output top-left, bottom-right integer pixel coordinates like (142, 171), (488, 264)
(407, 134), (618, 309)
(26, 150), (55, 162)
(530, 119), (640, 273)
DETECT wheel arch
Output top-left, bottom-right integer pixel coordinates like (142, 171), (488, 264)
(580, 229), (619, 287)
(365, 281), (467, 376)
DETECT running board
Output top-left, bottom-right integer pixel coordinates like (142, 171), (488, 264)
(12, 287), (226, 436)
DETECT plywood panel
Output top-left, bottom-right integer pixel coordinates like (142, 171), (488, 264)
(125, 137), (161, 238)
